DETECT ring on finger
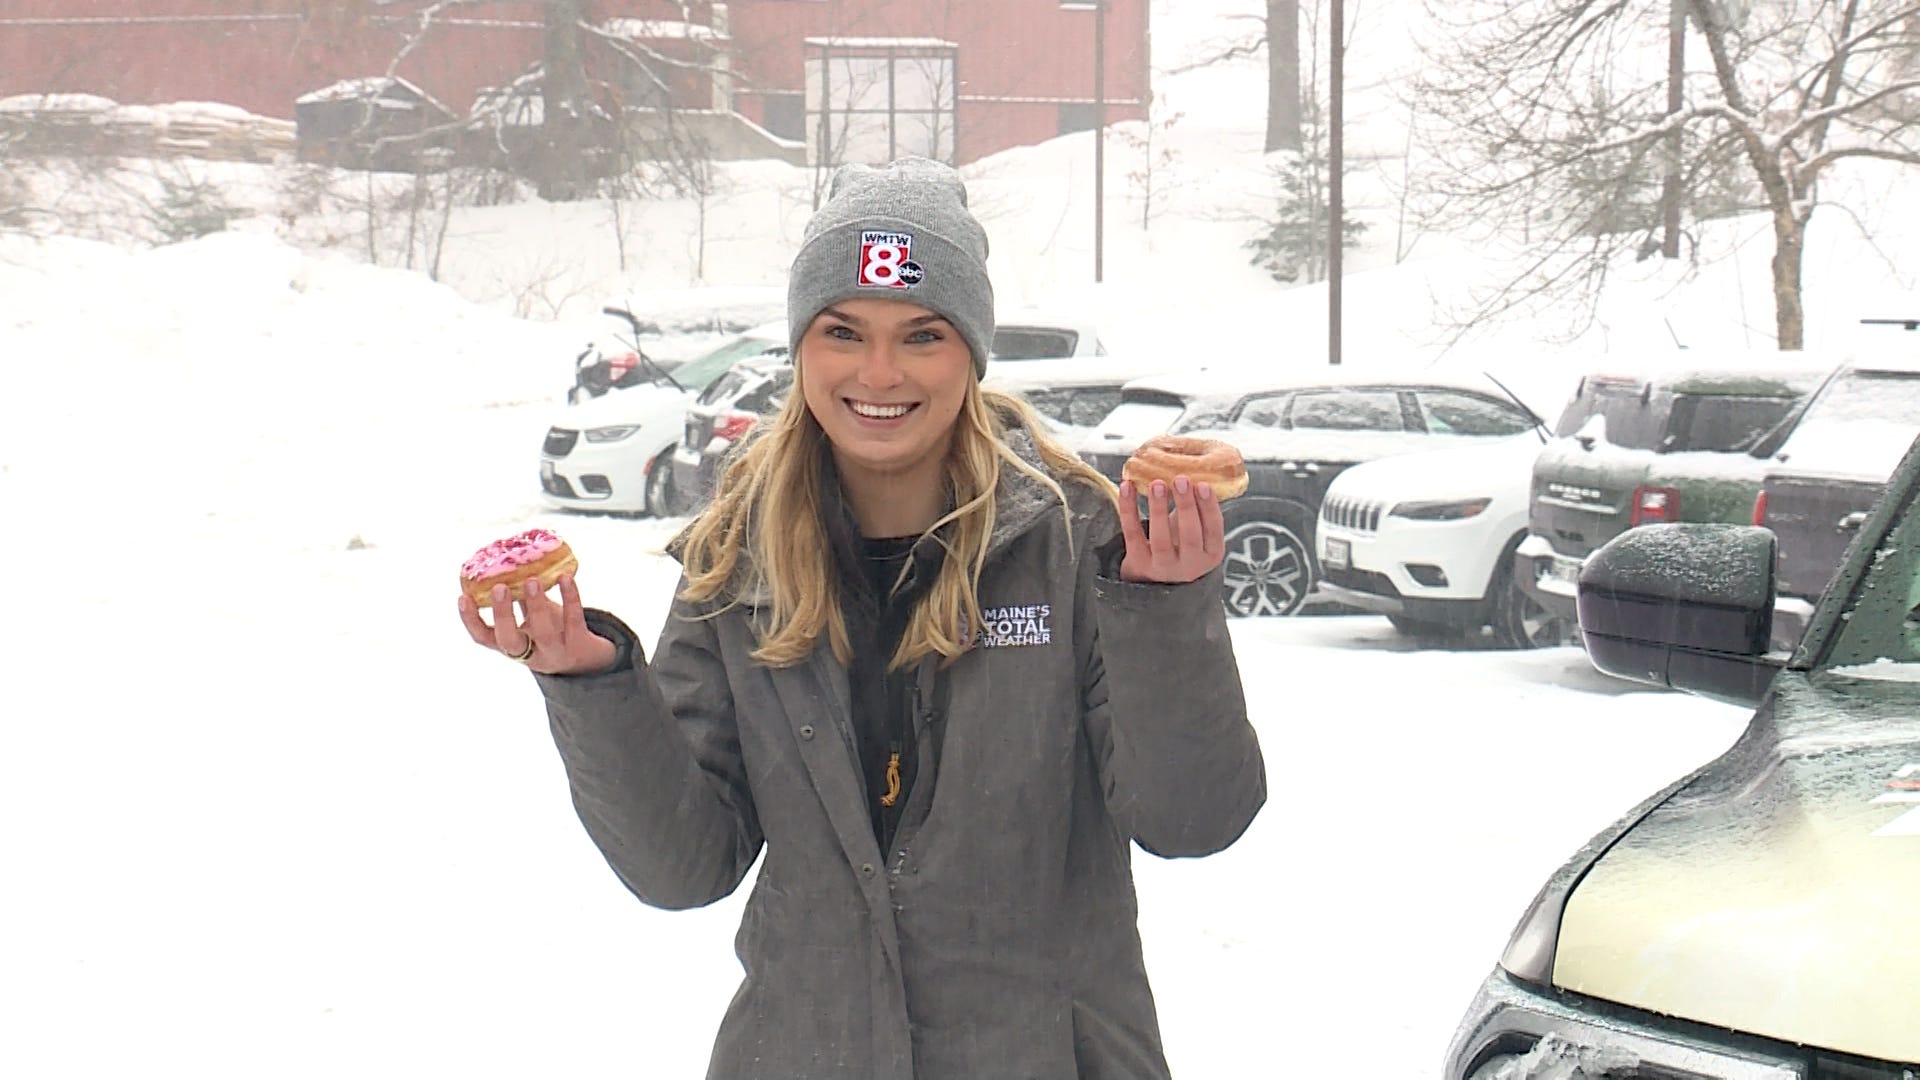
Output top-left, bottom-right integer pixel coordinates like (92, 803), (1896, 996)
(507, 634), (536, 663)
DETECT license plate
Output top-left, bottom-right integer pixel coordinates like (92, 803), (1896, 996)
(1324, 537), (1350, 570)
(1548, 556), (1582, 586)
(540, 459), (557, 481)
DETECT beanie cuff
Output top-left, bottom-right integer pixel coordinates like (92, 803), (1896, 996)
(787, 216), (995, 378)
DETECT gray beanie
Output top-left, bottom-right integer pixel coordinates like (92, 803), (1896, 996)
(787, 157), (995, 378)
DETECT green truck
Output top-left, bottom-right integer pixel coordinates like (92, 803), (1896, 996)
(1514, 364), (1828, 624)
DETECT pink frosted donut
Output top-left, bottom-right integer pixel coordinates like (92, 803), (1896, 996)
(459, 529), (577, 608)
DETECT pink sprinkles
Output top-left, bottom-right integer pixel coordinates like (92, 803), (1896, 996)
(461, 528), (563, 581)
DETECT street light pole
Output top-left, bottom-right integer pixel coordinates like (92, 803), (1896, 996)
(1063, 0), (1108, 283)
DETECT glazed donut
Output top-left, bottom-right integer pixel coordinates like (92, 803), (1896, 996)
(460, 528), (579, 608)
(1123, 435), (1248, 500)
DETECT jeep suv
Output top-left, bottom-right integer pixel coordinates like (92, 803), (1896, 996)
(1515, 365), (1824, 626)
(1445, 437), (1920, 1078)
(1082, 369), (1540, 618)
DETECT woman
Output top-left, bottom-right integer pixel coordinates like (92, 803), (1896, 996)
(458, 158), (1266, 1079)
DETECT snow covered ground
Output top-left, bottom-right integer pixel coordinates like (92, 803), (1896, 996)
(5, 0), (1913, 1073)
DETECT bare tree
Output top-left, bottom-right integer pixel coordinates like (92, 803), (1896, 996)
(1247, 3), (1366, 282)
(1175, 2), (1303, 151)
(1115, 92), (1183, 231)
(366, 1), (727, 201)
(628, 114), (727, 281)
(1269, 0), (1303, 152)
(1413, 0), (1920, 349)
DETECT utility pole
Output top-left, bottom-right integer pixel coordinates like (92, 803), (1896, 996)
(1094, 0), (1107, 283)
(1327, 0), (1343, 365)
(1660, 0), (1685, 259)
(1063, 1), (1108, 281)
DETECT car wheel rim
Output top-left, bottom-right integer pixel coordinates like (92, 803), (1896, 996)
(1511, 578), (1568, 647)
(1221, 521), (1309, 617)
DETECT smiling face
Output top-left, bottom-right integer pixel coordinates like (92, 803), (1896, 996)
(798, 297), (975, 486)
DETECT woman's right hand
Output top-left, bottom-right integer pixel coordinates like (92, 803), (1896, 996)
(458, 573), (619, 676)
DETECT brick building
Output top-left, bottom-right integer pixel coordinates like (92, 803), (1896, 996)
(0, 0), (1150, 165)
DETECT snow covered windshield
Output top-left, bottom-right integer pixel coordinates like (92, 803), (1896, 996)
(1778, 371), (1920, 477)
(1096, 400), (1185, 446)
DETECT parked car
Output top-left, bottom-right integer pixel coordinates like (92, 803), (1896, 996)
(1754, 350), (1920, 651)
(1315, 430), (1572, 648)
(990, 309), (1107, 361)
(1081, 369), (1542, 617)
(1514, 363), (1825, 628)
(665, 357), (797, 514)
(538, 320), (787, 515)
(982, 355), (1175, 454)
(1444, 437), (1920, 1079)
(656, 322), (1120, 516)
(662, 355), (1156, 517)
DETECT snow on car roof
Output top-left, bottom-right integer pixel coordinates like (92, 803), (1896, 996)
(1195, 426), (1441, 463)
(1119, 363), (1512, 405)
(983, 354), (1174, 391)
(994, 308), (1102, 335)
(1575, 363), (1833, 396)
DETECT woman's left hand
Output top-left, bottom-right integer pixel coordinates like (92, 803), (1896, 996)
(1117, 476), (1227, 584)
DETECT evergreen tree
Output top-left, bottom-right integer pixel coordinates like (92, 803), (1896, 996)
(1246, 126), (1366, 284)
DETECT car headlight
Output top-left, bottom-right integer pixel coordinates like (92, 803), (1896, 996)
(584, 425), (641, 443)
(1499, 880), (1565, 986)
(1390, 497), (1491, 520)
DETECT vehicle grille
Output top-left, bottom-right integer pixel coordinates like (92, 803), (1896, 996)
(544, 427), (579, 457)
(1323, 494), (1384, 532)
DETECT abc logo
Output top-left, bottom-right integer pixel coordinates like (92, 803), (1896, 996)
(859, 240), (920, 288)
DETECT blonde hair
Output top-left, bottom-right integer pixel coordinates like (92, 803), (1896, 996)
(679, 368), (1115, 670)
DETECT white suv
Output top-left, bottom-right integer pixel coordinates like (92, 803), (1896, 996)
(539, 321), (787, 515)
(1314, 431), (1572, 648)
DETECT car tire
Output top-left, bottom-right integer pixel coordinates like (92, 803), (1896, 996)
(1490, 559), (1574, 649)
(644, 449), (677, 518)
(1220, 505), (1315, 618)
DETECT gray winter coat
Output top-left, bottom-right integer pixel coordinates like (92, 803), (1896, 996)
(535, 427), (1266, 1080)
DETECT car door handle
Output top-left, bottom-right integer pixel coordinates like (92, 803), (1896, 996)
(1837, 511), (1869, 532)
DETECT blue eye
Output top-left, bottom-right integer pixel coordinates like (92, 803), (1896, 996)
(906, 328), (943, 344)
(825, 325), (858, 341)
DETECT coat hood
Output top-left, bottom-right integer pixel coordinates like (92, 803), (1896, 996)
(1550, 672), (1920, 1063)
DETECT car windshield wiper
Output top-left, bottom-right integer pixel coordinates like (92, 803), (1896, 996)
(603, 305), (685, 392)
(1481, 371), (1549, 443)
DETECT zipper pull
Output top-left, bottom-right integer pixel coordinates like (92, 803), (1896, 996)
(880, 748), (903, 808)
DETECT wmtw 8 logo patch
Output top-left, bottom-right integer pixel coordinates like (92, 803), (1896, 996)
(858, 231), (924, 288)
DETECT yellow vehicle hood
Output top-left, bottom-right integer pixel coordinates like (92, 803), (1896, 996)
(1552, 675), (1920, 1063)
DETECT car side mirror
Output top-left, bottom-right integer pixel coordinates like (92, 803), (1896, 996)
(1577, 524), (1781, 706)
